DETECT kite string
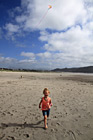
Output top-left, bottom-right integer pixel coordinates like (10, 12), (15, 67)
(35, 9), (49, 28)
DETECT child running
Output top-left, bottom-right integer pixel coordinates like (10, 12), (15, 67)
(39, 88), (52, 129)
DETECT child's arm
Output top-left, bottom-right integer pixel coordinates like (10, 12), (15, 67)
(50, 99), (53, 106)
(39, 98), (42, 108)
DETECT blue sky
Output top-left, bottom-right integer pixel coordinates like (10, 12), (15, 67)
(0, 0), (93, 70)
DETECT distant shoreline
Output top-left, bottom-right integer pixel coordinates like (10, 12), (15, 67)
(0, 66), (93, 73)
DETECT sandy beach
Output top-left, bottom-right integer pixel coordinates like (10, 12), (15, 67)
(0, 71), (93, 140)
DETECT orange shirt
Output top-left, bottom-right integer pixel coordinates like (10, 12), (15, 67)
(41, 97), (51, 110)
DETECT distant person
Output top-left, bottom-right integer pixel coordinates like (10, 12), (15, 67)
(39, 88), (53, 129)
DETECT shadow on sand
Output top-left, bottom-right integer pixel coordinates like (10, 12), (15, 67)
(1, 120), (44, 129)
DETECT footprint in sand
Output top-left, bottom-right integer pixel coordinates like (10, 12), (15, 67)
(23, 134), (30, 138)
(0, 134), (5, 139)
(67, 130), (76, 140)
(6, 136), (15, 140)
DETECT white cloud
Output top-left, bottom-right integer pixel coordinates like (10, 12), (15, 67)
(16, 15), (27, 23)
(5, 23), (19, 33)
(37, 52), (51, 58)
(4, 23), (20, 40)
(0, 56), (37, 69)
(38, 24), (93, 68)
(28, 0), (87, 30)
(0, 57), (18, 68)
(40, 25), (93, 51)
(19, 59), (35, 63)
(0, 46), (93, 69)
(84, 21), (93, 31)
(21, 52), (35, 60)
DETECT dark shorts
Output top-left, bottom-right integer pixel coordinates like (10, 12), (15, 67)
(42, 109), (50, 117)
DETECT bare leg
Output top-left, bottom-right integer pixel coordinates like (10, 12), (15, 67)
(44, 115), (48, 129)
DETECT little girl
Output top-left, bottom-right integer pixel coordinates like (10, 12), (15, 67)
(39, 88), (52, 129)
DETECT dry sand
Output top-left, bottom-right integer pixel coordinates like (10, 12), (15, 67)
(0, 71), (93, 140)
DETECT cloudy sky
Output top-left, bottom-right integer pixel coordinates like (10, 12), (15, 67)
(0, 0), (93, 70)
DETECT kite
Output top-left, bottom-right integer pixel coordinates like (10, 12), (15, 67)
(48, 5), (52, 9)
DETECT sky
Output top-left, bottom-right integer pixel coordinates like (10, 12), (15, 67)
(0, 0), (93, 70)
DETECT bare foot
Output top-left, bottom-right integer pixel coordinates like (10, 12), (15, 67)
(45, 125), (48, 129)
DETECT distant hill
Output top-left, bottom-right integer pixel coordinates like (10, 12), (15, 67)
(0, 66), (93, 73)
(0, 68), (49, 72)
(51, 66), (93, 73)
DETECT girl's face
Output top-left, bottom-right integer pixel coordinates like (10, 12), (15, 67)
(44, 90), (49, 97)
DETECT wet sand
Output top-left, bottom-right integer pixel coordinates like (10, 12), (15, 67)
(0, 71), (93, 140)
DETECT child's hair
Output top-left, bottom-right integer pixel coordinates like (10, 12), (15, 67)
(43, 88), (50, 94)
